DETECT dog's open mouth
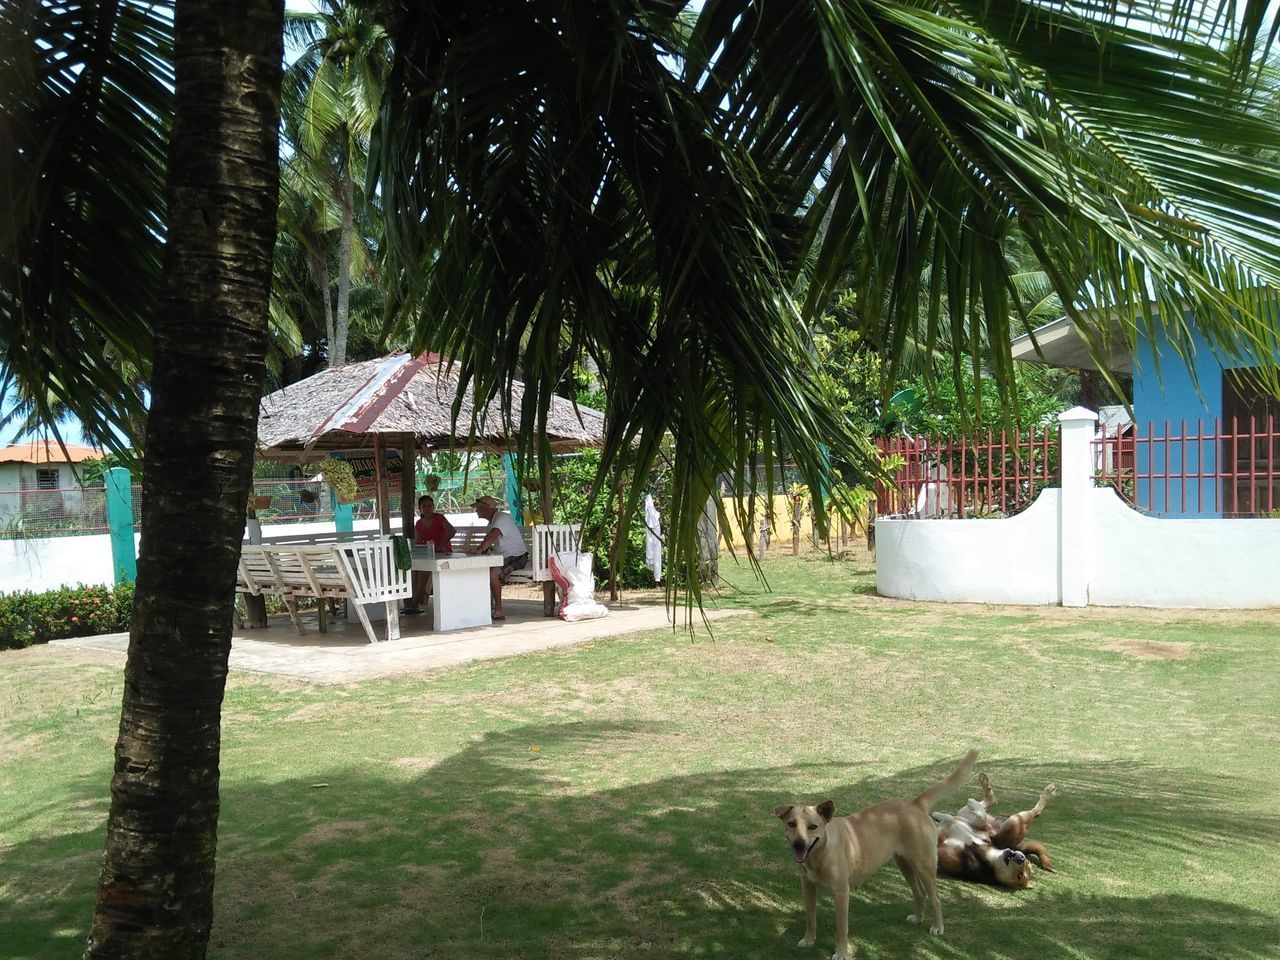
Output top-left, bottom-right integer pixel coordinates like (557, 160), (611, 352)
(794, 837), (819, 863)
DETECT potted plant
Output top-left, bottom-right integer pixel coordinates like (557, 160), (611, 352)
(424, 474), (442, 492)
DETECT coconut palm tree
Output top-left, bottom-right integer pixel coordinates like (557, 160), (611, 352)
(3, 2), (281, 957)
(6, 3), (1280, 958)
(279, 0), (390, 366)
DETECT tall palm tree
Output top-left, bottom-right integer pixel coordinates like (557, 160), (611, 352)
(5, 2), (284, 957)
(6, 3), (1280, 958)
(280, 0), (390, 366)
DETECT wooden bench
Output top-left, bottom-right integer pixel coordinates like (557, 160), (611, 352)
(446, 523), (581, 583)
(236, 539), (411, 643)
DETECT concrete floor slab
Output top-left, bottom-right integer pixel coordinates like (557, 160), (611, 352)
(51, 598), (747, 683)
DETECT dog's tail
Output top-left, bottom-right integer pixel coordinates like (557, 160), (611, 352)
(912, 749), (980, 812)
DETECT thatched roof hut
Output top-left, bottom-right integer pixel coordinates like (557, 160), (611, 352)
(256, 352), (604, 462)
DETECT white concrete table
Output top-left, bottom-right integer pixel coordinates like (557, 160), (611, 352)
(412, 552), (504, 631)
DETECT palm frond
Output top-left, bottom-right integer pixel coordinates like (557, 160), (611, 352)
(0, 0), (172, 455)
(372, 0), (867, 611)
(371, 0), (1280, 609)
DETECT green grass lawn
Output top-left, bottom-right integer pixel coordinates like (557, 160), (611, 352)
(2, 551), (1278, 960)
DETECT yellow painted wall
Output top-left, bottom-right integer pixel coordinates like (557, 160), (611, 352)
(719, 494), (865, 549)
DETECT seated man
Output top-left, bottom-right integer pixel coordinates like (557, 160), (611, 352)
(404, 495), (455, 615)
(468, 495), (529, 621)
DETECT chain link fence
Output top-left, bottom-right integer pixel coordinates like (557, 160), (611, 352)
(0, 464), (515, 539)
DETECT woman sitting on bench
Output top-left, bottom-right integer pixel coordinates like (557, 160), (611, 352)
(403, 495), (455, 615)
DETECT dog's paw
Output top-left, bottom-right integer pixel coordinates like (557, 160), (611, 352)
(830, 951), (851, 960)
(929, 923), (944, 936)
(978, 772), (991, 788)
(1041, 784), (1057, 799)
(797, 935), (816, 948)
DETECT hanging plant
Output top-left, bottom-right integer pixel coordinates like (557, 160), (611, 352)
(424, 474), (442, 492)
(309, 459), (359, 503)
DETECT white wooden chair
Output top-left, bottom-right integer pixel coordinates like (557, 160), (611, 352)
(235, 539), (411, 643)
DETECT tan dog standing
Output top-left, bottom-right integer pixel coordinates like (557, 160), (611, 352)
(773, 749), (978, 959)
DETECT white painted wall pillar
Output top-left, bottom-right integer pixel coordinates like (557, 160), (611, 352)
(1058, 406), (1099, 607)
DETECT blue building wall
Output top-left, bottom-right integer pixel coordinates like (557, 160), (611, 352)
(1132, 315), (1270, 517)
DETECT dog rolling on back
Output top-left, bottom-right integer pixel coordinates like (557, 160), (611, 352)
(773, 749), (978, 960)
(934, 772), (1057, 889)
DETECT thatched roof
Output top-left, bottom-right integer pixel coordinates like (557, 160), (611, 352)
(256, 352), (604, 462)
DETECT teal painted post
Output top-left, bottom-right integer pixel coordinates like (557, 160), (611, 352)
(104, 466), (137, 584)
(502, 452), (524, 522)
(333, 491), (353, 535)
(816, 442), (832, 548)
(818, 442), (832, 501)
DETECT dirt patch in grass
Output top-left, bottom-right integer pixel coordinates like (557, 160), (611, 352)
(0, 646), (121, 760)
(391, 755), (442, 773)
(862, 591), (1280, 627)
(273, 699), (365, 724)
(1104, 639), (1194, 661)
(294, 818), (379, 848)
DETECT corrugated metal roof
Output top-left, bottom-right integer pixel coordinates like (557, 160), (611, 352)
(0, 440), (102, 464)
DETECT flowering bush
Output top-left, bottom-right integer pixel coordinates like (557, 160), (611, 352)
(0, 582), (134, 651)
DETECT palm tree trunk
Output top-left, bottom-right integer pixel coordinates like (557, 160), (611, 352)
(330, 156), (354, 366)
(310, 242), (336, 352)
(84, 1), (282, 957)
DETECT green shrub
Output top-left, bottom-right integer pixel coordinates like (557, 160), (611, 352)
(0, 582), (134, 651)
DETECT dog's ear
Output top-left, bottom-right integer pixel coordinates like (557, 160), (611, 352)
(816, 800), (836, 821)
(773, 804), (793, 820)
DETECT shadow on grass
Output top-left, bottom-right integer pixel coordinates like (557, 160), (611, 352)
(3, 727), (1276, 960)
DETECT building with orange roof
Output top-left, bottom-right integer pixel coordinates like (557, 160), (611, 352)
(0, 440), (104, 531)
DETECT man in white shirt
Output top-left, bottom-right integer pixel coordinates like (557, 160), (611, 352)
(468, 495), (529, 621)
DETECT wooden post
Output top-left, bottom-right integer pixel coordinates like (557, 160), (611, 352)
(400, 432), (416, 539)
(243, 502), (268, 628)
(541, 470), (557, 616)
(608, 481), (624, 602)
(697, 494), (719, 586)
(755, 506), (769, 560)
(374, 433), (391, 535)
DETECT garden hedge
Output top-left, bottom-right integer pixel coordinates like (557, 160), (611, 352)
(0, 582), (134, 651)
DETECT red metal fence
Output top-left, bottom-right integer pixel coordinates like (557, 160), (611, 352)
(875, 427), (1060, 518)
(1095, 417), (1280, 518)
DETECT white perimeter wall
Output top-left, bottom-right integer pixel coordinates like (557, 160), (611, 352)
(0, 532), (140, 594)
(1090, 490), (1280, 608)
(877, 487), (1280, 609)
(0, 514), (483, 595)
(876, 490), (1061, 605)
